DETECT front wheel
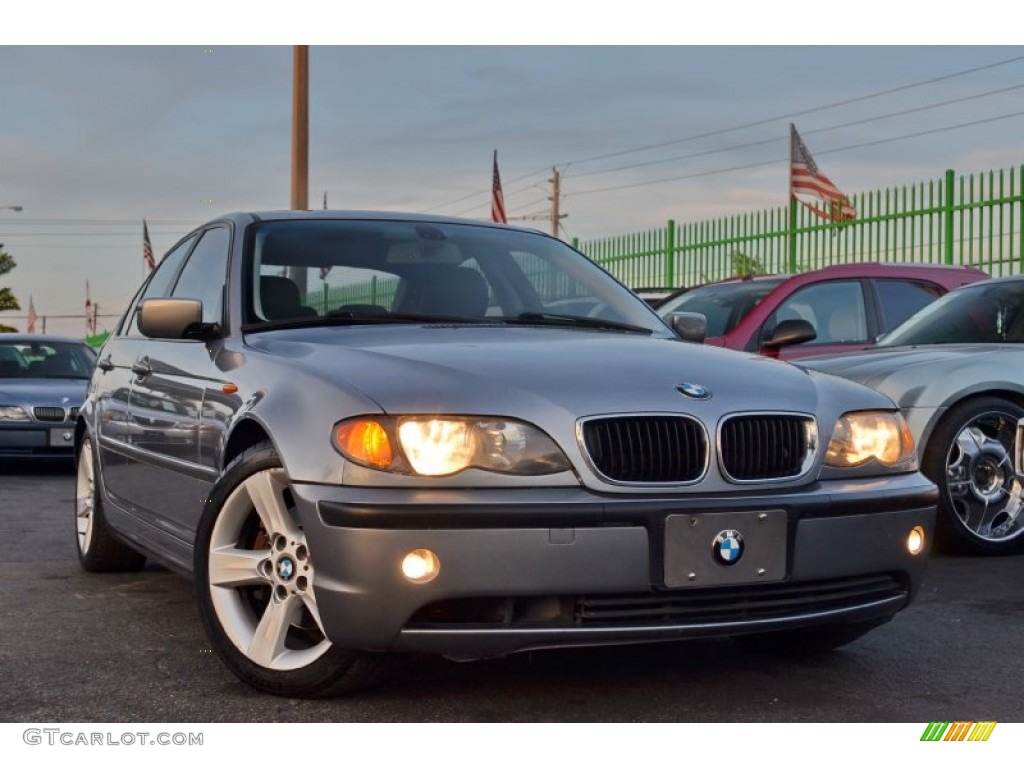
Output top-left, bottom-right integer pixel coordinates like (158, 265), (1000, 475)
(921, 397), (1024, 555)
(193, 442), (384, 697)
(75, 436), (146, 573)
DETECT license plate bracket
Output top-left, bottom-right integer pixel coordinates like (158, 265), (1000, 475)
(664, 509), (787, 588)
(48, 427), (74, 448)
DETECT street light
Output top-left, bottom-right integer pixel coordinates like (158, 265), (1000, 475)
(0, 205), (23, 212)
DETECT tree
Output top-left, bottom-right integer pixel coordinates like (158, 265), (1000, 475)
(730, 251), (766, 278)
(0, 245), (21, 333)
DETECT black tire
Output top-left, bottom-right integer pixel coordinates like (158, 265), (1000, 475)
(75, 436), (147, 573)
(920, 396), (1024, 556)
(734, 618), (888, 655)
(193, 442), (384, 698)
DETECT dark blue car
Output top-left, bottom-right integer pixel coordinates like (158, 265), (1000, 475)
(0, 335), (96, 459)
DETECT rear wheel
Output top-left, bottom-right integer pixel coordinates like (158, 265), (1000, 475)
(75, 436), (146, 573)
(194, 442), (384, 697)
(921, 397), (1024, 555)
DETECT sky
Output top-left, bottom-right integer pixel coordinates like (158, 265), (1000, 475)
(1, 9), (1021, 335)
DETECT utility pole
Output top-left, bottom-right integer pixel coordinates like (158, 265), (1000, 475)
(509, 168), (567, 237)
(291, 45), (309, 212)
(289, 45), (309, 294)
(549, 167), (566, 238)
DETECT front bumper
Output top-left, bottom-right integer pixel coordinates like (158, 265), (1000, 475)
(0, 423), (77, 457)
(291, 473), (937, 660)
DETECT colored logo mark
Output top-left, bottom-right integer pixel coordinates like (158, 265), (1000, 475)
(676, 382), (712, 400)
(712, 529), (744, 566)
(920, 721), (997, 742)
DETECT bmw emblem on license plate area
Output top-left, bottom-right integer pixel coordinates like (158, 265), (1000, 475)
(712, 529), (744, 566)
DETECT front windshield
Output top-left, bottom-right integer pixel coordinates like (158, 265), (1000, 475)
(243, 219), (671, 336)
(0, 341), (96, 379)
(656, 278), (785, 337)
(879, 280), (1024, 346)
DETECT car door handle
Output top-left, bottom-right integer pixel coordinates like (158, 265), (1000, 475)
(131, 357), (152, 377)
(97, 355), (114, 372)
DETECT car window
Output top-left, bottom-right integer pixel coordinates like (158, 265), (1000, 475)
(881, 281), (1024, 345)
(171, 227), (230, 325)
(766, 281), (867, 345)
(874, 279), (943, 331)
(124, 235), (198, 336)
(0, 341), (95, 379)
(657, 279), (786, 337)
(244, 220), (670, 335)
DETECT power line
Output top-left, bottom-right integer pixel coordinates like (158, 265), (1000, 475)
(412, 54), (1024, 218)
(0, 217), (201, 226)
(560, 53), (1024, 168)
(567, 82), (1024, 181)
(567, 109), (1024, 198)
(416, 165), (551, 214)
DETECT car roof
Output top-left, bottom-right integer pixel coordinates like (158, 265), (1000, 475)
(715, 262), (986, 284)
(667, 261), (989, 294)
(0, 334), (89, 345)
(207, 210), (547, 234)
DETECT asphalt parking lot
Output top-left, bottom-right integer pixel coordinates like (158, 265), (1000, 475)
(2, 460), (1022, 723)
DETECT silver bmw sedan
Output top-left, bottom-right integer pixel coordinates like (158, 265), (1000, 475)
(75, 211), (936, 697)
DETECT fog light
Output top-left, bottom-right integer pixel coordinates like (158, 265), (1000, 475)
(907, 526), (926, 556)
(401, 549), (440, 583)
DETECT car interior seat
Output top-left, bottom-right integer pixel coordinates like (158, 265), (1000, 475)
(393, 265), (490, 317)
(30, 355), (72, 377)
(826, 304), (864, 343)
(260, 276), (318, 321)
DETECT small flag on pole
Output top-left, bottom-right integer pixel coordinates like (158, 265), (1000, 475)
(143, 219), (156, 272)
(790, 124), (856, 221)
(85, 281), (93, 335)
(27, 296), (37, 333)
(491, 149), (507, 224)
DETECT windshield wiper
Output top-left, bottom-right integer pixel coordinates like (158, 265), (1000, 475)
(241, 311), (492, 334)
(504, 312), (653, 335)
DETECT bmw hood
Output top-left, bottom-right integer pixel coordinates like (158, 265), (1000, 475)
(0, 378), (88, 405)
(246, 326), (891, 420)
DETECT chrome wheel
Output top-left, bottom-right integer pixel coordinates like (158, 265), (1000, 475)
(946, 417), (1023, 541)
(74, 435), (146, 572)
(207, 468), (331, 671)
(937, 403), (1024, 550)
(76, 438), (96, 555)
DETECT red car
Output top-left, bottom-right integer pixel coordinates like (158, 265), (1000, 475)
(656, 263), (989, 360)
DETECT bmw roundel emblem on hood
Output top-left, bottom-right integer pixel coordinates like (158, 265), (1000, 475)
(712, 530), (744, 566)
(676, 382), (711, 400)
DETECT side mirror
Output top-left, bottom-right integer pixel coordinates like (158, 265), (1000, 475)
(762, 318), (816, 349)
(666, 311), (707, 343)
(137, 298), (205, 339)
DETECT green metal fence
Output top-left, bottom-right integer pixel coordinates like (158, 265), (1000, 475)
(573, 166), (1024, 289)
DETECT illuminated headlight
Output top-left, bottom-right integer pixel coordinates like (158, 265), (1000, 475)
(0, 406), (29, 421)
(332, 416), (571, 477)
(825, 411), (915, 468)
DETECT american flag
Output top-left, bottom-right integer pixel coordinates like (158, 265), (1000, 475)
(26, 296), (36, 333)
(143, 219), (156, 272)
(790, 124), (856, 221)
(491, 149), (507, 224)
